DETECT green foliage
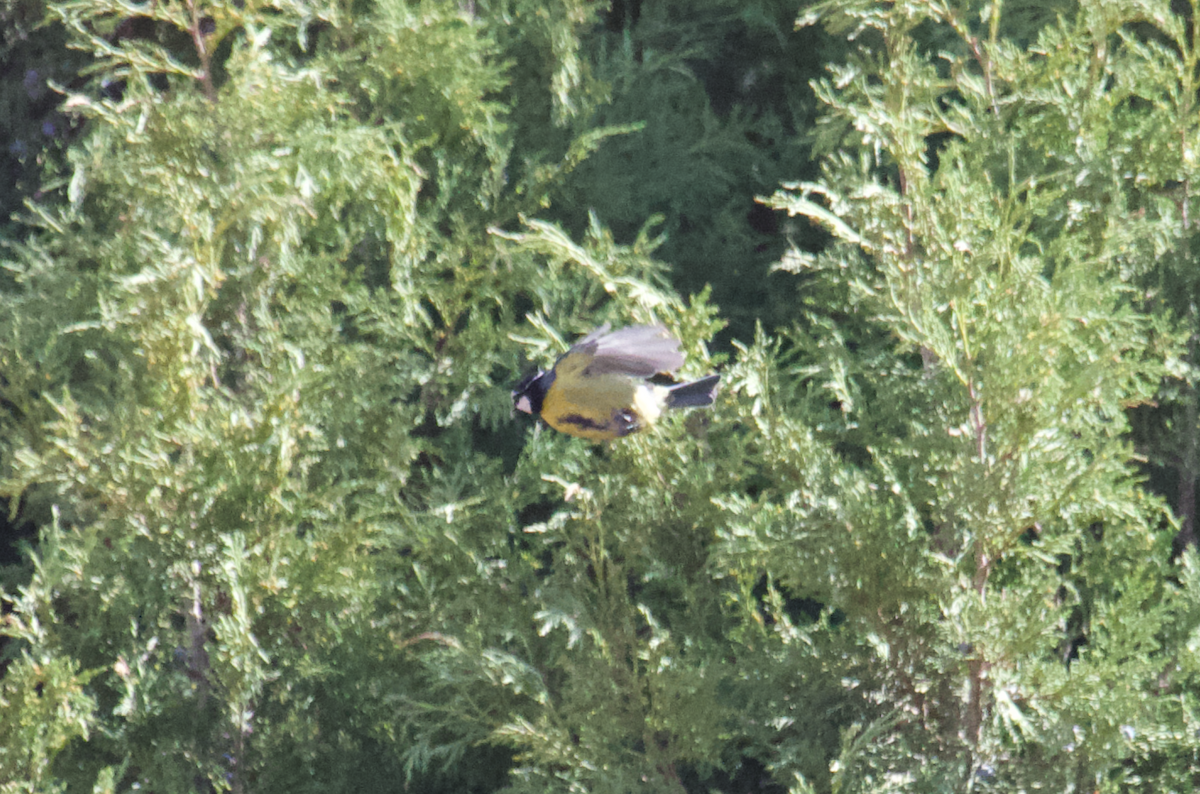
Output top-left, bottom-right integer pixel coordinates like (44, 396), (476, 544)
(550, 0), (827, 342)
(4, 0), (1200, 792)
(0, 0), (624, 790)
(748, 0), (1200, 788)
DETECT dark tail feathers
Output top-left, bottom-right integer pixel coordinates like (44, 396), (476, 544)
(665, 374), (720, 409)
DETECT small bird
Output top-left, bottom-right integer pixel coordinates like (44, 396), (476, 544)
(512, 323), (720, 441)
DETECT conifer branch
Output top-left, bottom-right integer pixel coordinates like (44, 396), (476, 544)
(187, 0), (217, 102)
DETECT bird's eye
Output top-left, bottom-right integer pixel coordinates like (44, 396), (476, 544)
(514, 370), (540, 393)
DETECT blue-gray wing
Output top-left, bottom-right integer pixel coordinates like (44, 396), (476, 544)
(572, 324), (685, 377)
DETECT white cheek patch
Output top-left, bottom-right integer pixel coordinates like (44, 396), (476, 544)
(514, 395), (533, 414)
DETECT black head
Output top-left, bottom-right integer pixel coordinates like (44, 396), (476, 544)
(512, 368), (552, 415)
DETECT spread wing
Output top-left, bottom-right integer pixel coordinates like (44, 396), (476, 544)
(571, 324), (685, 378)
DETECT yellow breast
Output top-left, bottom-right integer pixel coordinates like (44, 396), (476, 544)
(541, 375), (666, 441)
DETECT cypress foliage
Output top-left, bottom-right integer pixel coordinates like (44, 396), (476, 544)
(749, 0), (1200, 788)
(0, 0), (621, 790)
(3, 0), (1200, 793)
